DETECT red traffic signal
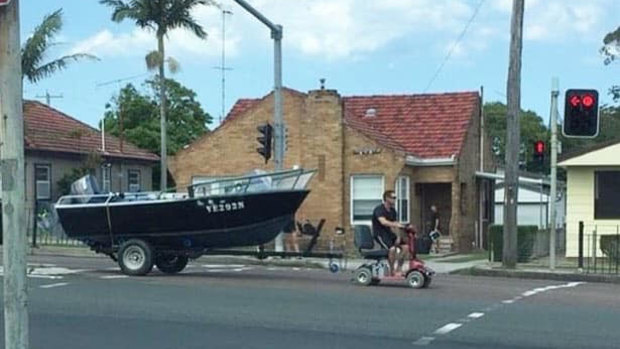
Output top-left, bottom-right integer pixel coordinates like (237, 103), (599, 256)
(563, 89), (599, 138)
(534, 140), (545, 155)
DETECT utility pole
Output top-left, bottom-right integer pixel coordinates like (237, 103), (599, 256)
(0, 1), (29, 348)
(233, 0), (285, 251)
(35, 90), (63, 106)
(549, 77), (559, 270)
(503, 0), (524, 269)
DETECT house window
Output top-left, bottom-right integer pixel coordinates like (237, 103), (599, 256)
(128, 170), (141, 192)
(35, 164), (51, 200)
(351, 175), (384, 223)
(102, 165), (111, 192)
(594, 171), (620, 219)
(395, 176), (410, 223)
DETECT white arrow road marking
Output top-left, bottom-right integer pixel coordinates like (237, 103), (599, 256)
(412, 336), (435, 346)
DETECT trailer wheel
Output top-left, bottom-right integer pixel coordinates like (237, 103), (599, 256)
(118, 239), (154, 276)
(353, 267), (372, 286)
(406, 270), (425, 289)
(155, 254), (189, 274)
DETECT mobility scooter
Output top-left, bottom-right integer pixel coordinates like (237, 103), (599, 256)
(352, 225), (434, 288)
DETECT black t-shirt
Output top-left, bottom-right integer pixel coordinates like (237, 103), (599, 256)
(430, 211), (440, 230)
(372, 204), (397, 242)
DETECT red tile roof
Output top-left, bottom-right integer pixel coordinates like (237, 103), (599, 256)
(219, 88), (307, 128)
(221, 90), (479, 159)
(24, 101), (159, 162)
(343, 91), (479, 158)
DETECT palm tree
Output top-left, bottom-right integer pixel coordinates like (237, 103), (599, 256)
(22, 9), (98, 83)
(100, 0), (213, 190)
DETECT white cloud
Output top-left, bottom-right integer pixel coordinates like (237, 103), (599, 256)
(69, 5), (240, 60)
(492, 0), (610, 42)
(67, 0), (617, 62)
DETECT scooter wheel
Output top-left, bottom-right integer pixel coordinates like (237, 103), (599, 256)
(406, 270), (425, 289)
(353, 268), (372, 286)
(329, 263), (339, 273)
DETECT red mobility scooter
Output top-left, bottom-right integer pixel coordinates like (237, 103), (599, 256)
(352, 225), (434, 288)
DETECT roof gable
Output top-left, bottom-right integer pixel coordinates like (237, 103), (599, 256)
(24, 101), (158, 162)
(559, 140), (620, 167)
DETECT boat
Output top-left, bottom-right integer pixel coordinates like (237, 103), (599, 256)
(55, 168), (315, 275)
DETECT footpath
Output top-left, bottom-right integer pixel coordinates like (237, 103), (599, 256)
(25, 245), (620, 283)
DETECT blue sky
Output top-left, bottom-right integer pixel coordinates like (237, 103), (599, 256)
(20, 0), (619, 130)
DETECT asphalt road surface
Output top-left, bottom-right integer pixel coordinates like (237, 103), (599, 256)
(1, 255), (619, 349)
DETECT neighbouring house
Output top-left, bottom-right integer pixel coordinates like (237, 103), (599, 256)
(0, 101), (159, 234)
(559, 140), (620, 257)
(493, 170), (566, 229)
(170, 87), (496, 253)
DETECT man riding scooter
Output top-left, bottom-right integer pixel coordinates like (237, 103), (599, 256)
(371, 190), (410, 276)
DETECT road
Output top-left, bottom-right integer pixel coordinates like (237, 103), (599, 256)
(1, 255), (619, 349)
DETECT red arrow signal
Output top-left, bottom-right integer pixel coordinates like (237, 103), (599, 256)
(569, 95), (581, 107)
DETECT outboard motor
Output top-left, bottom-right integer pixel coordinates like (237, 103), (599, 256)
(70, 175), (101, 203)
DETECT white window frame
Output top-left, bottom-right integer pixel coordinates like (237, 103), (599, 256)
(350, 175), (384, 225)
(35, 164), (51, 200)
(128, 169), (141, 192)
(395, 175), (410, 224)
(102, 165), (111, 192)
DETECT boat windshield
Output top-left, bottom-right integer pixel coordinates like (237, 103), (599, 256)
(187, 168), (315, 198)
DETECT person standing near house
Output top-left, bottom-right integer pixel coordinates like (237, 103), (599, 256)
(283, 217), (300, 254)
(430, 204), (441, 254)
(372, 190), (407, 276)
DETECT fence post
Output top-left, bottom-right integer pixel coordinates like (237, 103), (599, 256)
(593, 225), (597, 273)
(578, 221), (583, 269)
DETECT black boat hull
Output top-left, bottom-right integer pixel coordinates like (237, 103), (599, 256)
(56, 190), (309, 249)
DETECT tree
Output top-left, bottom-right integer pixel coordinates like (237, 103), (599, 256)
(601, 26), (619, 103)
(103, 78), (212, 188)
(484, 102), (549, 173)
(100, 0), (215, 190)
(21, 9), (98, 83)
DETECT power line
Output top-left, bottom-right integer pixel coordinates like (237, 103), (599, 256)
(95, 72), (150, 88)
(423, 0), (485, 93)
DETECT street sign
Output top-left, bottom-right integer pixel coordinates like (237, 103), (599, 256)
(0, 0), (12, 7)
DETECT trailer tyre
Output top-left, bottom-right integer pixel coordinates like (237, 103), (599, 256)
(118, 239), (154, 276)
(155, 254), (189, 274)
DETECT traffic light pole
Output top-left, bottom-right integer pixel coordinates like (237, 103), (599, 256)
(549, 78), (559, 270)
(0, 1), (30, 348)
(234, 0), (285, 251)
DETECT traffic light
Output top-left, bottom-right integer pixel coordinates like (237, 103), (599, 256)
(563, 89), (599, 138)
(533, 140), (545, 163)
(256, 123), (273, 163)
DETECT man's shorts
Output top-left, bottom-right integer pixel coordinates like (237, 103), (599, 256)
(377, 231), (397, 249)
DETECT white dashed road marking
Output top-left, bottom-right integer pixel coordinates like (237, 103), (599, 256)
(40, 282), (69, 289)
(412, 281), (586, 346)
(100, 275), (129, 279)
(412, 336), (435, 346)
(434, 323), (463, 335)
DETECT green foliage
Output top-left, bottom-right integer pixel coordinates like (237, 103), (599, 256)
(600, 235), (620, 264)
(601, 26), (619, 65)
(490, 225), (537, 263)
(21, 9), (98, 83)
(560, 105), (620, 155)
(102, 77), (212, 155)
(484, 102), (550, 173)
(56, 153), (102, 196)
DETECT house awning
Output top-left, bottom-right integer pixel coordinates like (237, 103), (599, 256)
(406, 155), (456, 167)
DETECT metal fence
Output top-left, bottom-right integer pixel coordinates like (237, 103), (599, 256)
(27, 205), (85, 248)
(579, 222), (620, 275)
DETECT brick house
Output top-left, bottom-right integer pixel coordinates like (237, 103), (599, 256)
(16, 101), (159, 222)
(170, 87), (495, 252)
